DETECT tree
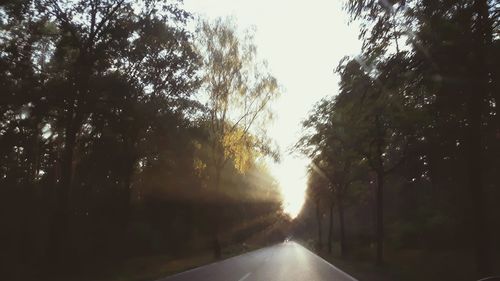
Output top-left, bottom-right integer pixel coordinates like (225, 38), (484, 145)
(344, 0), (498, 273)
(306, 170), (330, 251)
(339, 53), (421, 264)
(196, 17), (279, 258)
(298, 93), (370, 257)
(1, 0), (200, 272)
(1, 2), (285, 280)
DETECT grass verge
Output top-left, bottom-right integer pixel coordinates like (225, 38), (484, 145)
(70, 243), (263, 281)
(293, 239), (499, 281)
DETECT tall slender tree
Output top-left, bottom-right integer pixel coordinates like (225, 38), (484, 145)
(196, 17), (279, 258)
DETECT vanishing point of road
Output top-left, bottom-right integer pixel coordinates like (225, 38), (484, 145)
(157, 241), (358, 281)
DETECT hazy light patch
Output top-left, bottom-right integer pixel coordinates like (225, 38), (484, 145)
(269, 156), (308, 218)
(183, 0), (361, 218)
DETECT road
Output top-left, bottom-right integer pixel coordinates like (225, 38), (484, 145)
(158, 241), (358, 281)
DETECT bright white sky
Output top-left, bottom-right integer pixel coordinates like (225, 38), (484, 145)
(183, 0), (361, 218)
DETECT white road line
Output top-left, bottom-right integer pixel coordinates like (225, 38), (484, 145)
(237, 272), (252, 281)
(293, 242), (358, 281)
(157, 245), (277, 280)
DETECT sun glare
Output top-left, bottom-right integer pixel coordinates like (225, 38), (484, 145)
(270, 157), (308, 218)
(183, 0), (361, 219)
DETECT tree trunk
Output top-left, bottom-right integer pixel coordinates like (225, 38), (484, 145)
(212, 235), (222, 259)
(212, 225), (222, 259)
(373, 114), (385, 266)
(212, 166), (222, 259)
(328, 199), (334, 254)
(466, 0), (492, 276)
(122, 136), (138, 227)
(337, 190), (347, 258)
(46, 52), (90, 273)
(375, 170), (384, 265)
(316, 198), (322, 251)
(466, 78), (490, 277)
(122, 158), (134, 227)
(47, 118), (77, 271)
(465, 77), (490, 276)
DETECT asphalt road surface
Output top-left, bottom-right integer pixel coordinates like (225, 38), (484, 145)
(158, 241), (358, 281)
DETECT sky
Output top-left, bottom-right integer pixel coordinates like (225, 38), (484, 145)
(182, 0), (362, 217)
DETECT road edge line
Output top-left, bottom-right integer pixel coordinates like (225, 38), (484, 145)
(293, 241), (358, 281)
(156, 244), (280, 280)
(237, 272), (252, 281)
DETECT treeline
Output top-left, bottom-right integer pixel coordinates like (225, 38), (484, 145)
(295, 0), (499, 280)
(0, 1), (282, 280)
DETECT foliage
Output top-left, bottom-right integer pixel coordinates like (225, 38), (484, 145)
(196, 17), (280, 187)
(0, 2), (282, 280)
(296, 0), (500, 277)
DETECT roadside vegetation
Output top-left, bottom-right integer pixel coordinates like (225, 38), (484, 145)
(2, 0), (499, 280)
(294, 1), (500, 280)
(0, 1), (285, 280)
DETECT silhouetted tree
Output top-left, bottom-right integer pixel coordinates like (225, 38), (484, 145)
(344, 0), (498, 273)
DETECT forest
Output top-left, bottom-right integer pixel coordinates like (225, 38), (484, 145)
(1, 0), (499, 281)
(1, 1), (286, 280)
(294, 0), (500, 280)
